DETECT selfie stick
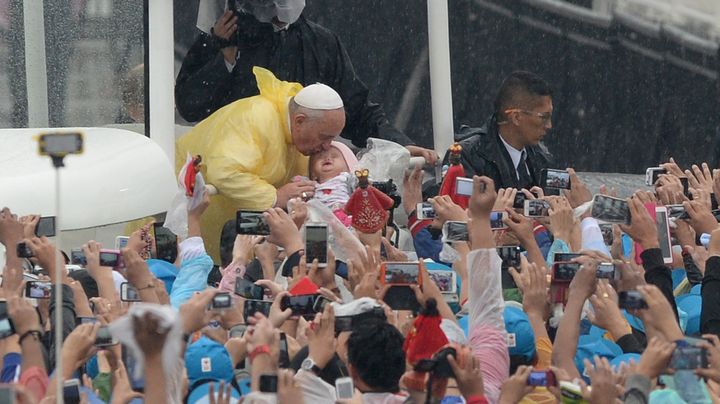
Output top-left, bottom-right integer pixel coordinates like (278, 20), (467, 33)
(38, 133), (83, 404)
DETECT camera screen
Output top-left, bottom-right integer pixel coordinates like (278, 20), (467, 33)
(244, 299), (272, 319)
(236, 211), (271, 235)
(211, 294), (232, 309)
(36, 216), (55, 237)
(100, 251), (120, 268)
(335, 316), (354, 333)
(592, 195), (630, 224)
(490, 211), (506, 229)
(444, 221), (468, 242)
(498, 246), (521, 269)
(667, 204), (686, 219)
(305, 226), (328, 264)
(656, 209), (672, 262)
(528, 371), (548, 386)
(525, 200), (550, 217)
(418, 202), (436, 219)
(385, 263), (419, 285)
(122, 283), (140, 301)
(455, 177), (474, 197)
(554, 263), (580, 281)
(544, 169), (570, 189)
(235, 279), (263, 300)
(28, 282), (52, 299)
(428, 271), (454, 293)
(41, 133), (82, 155)
(259, 375), (278, 393)
(71, 249), (87, 266)
(618, 291), (647, 310)
(99, 252), (119, 267)
(670, 347), (707, 370)
(596, 263), (615, 279)
(153, 224), (178, 264)
(283, 295), (317, 316)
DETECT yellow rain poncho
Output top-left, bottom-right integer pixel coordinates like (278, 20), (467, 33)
(176, 67), (309, 263)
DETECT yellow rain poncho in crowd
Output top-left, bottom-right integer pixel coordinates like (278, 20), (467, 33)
(176, 66), (309, 263)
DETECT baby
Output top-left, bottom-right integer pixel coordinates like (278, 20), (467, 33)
(308, 141), (358, 222)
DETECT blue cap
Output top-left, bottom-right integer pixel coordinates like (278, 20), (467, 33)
(185, 336), (234, 385)
(586, 325), (607, 341)
(676, 294), (702, 335)
(574, 335), (622, 376)
(622, 310), (645, 333)
(610, 353), (641, 371)
(504, 307), (535, 360)
(148, 259), (178, 294)
(186, 380), (242, 404)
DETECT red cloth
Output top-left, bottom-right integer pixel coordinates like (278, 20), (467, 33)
(184, 156), (201, 197)
(439, 163), (468, 209)
(289, 276), (319, 295)
(403, 313), (449, 365)
(345, 185), (394, 233)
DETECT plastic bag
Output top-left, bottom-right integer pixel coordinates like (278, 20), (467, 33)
(164, 153), (207, 239)
(356, 137), (410, 193)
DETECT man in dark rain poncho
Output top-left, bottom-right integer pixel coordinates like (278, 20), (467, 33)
(176, 0), (437, 163)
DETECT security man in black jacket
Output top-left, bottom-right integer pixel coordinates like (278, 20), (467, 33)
(175, 2), (437, 163)
(445, 71), (554, 190)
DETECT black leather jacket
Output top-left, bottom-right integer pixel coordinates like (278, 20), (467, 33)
(443, 116), (552, 190)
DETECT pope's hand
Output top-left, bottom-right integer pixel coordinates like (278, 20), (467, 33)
(276, 180), (317, 210)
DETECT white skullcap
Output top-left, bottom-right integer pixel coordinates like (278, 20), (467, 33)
(294, 83), (344, 110)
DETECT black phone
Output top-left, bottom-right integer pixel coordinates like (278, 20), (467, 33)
(591, 195), (631, 224)
(259, 374), (278, 393)
(596, 263), (616, 279)
(512, 191), (540, 209)
(305, 224), (328, 267)
(35, 216), (56, 237)
(618, 291), (648, 310)
(279, 332), (290, 368)
(281, 294), (318, 317)
(236, 210), (270, 236)
(234, 279), (264, 300)
(243, 299), (272, 320)
(153, 223), (178, 264)
(498, 246), (522, 289)
(540, 169), (571, 190)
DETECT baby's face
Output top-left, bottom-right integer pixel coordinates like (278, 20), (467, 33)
(311, 147), (348, 182)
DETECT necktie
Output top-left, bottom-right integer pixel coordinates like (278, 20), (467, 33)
(517, 150), (532, 189)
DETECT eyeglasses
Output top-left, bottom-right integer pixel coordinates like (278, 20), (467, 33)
(505, 109), (553, 124)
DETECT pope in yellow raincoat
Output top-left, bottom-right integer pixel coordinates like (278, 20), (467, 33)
(176, 66), (346, 263)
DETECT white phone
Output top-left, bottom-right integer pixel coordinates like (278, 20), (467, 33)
(114, 236), (130, 250)
(335, 377), (355, 400)
(655, 206), (673, 264)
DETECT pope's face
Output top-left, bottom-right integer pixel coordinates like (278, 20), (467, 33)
(291, 108), (346, 156)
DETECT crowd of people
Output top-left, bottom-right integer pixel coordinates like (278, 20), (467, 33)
(2, 150), (720, 403)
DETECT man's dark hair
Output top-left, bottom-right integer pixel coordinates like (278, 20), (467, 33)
(347, 321), (405, 392)
(494, 71), (553, 121)
(219, 219), (237, 268)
